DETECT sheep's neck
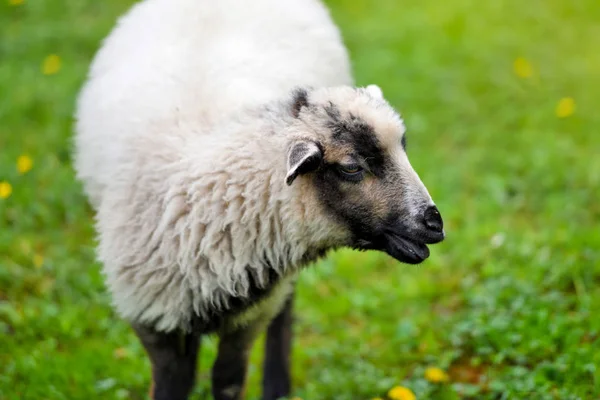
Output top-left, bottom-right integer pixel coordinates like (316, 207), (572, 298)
(179, 126), (336, 279)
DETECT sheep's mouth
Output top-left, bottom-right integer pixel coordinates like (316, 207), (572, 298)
(382, 232), (431, 264)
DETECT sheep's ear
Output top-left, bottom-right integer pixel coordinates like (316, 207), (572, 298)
(291, 88), (310, 118)
(285, 141), (322, 185)
(365, 84), (383, 99)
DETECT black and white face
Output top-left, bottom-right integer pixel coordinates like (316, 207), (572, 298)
(285, 86), (444, 264)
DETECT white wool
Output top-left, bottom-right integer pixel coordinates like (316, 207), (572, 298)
(365, 84), (384, 99)
(74, 0), (352, 331)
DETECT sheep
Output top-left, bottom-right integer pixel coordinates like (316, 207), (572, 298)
(73, 0), (445, 399)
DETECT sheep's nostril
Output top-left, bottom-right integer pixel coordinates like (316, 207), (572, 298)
(423, 205), (443, 233)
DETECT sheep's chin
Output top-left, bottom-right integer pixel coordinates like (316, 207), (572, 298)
(383, 234), (430, 264)
(350, 234), (430, 265)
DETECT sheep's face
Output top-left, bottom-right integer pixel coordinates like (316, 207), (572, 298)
(285, 86), (444, 264)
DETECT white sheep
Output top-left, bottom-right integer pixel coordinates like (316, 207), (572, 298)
(74, 0), (445, 399)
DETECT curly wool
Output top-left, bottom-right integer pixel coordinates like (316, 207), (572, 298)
(74, 0), (352, 332)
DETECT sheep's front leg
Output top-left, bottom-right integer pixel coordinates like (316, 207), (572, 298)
(262, 289), (295, 400)
(132, 323), (201, 400)
(212, 323), (263, 400)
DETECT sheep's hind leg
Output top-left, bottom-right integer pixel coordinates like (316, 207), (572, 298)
(132, 323), (201, 400)
(262, 289), (295, 400)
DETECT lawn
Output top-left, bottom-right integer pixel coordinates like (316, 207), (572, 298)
(1, 0), (599, 399)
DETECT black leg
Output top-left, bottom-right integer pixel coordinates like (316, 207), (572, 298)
(212, 323), (264, 400)
(132, 323), (201, 400)
(262, 288), (295, 400)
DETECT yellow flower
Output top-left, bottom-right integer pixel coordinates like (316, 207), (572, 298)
(42, 54), (61, 75)
(513, 57), (533, 78)
(17, 154), (33, 174)
(9, 0), (24, 5)
(114, 347), (129, 359)
(387, 386), (416, 400)
(556, 97), (575, 118)
(424, 367), (449, 383)
(371, 398), (384, 400)
(33, 254), (44, 269)
(0, 181), (12, 199)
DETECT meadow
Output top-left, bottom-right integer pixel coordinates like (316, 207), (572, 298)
(1, 0), (599, 399)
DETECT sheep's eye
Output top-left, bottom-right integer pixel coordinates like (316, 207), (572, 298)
(337, 163), (364, 182)
(340, 164), (361, 174)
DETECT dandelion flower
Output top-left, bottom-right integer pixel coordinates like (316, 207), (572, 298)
(556, 97), (575, 118)
(424, 367), (449, 383)
(33, 254), (44, 269)
(0, 181), (12, 199)
(387, 386), (416, 400)
(114, 347), (128, 359)
(42, 54), (61, 75)
(9, 0), (24, 5)
(17, 154), (33, 174)
(513, 57), (533, 78)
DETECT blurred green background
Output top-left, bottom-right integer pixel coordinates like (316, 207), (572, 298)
(1, 0), (599, 399)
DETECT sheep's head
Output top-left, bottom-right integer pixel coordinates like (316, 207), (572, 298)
(285, 85), (444, 264)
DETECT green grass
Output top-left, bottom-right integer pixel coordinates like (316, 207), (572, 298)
(1, 0), (599, 399)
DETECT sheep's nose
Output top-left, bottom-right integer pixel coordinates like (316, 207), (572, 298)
(423, 205), (443, 234)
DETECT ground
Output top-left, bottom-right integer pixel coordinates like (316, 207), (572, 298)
(0, 0), (599, 399)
